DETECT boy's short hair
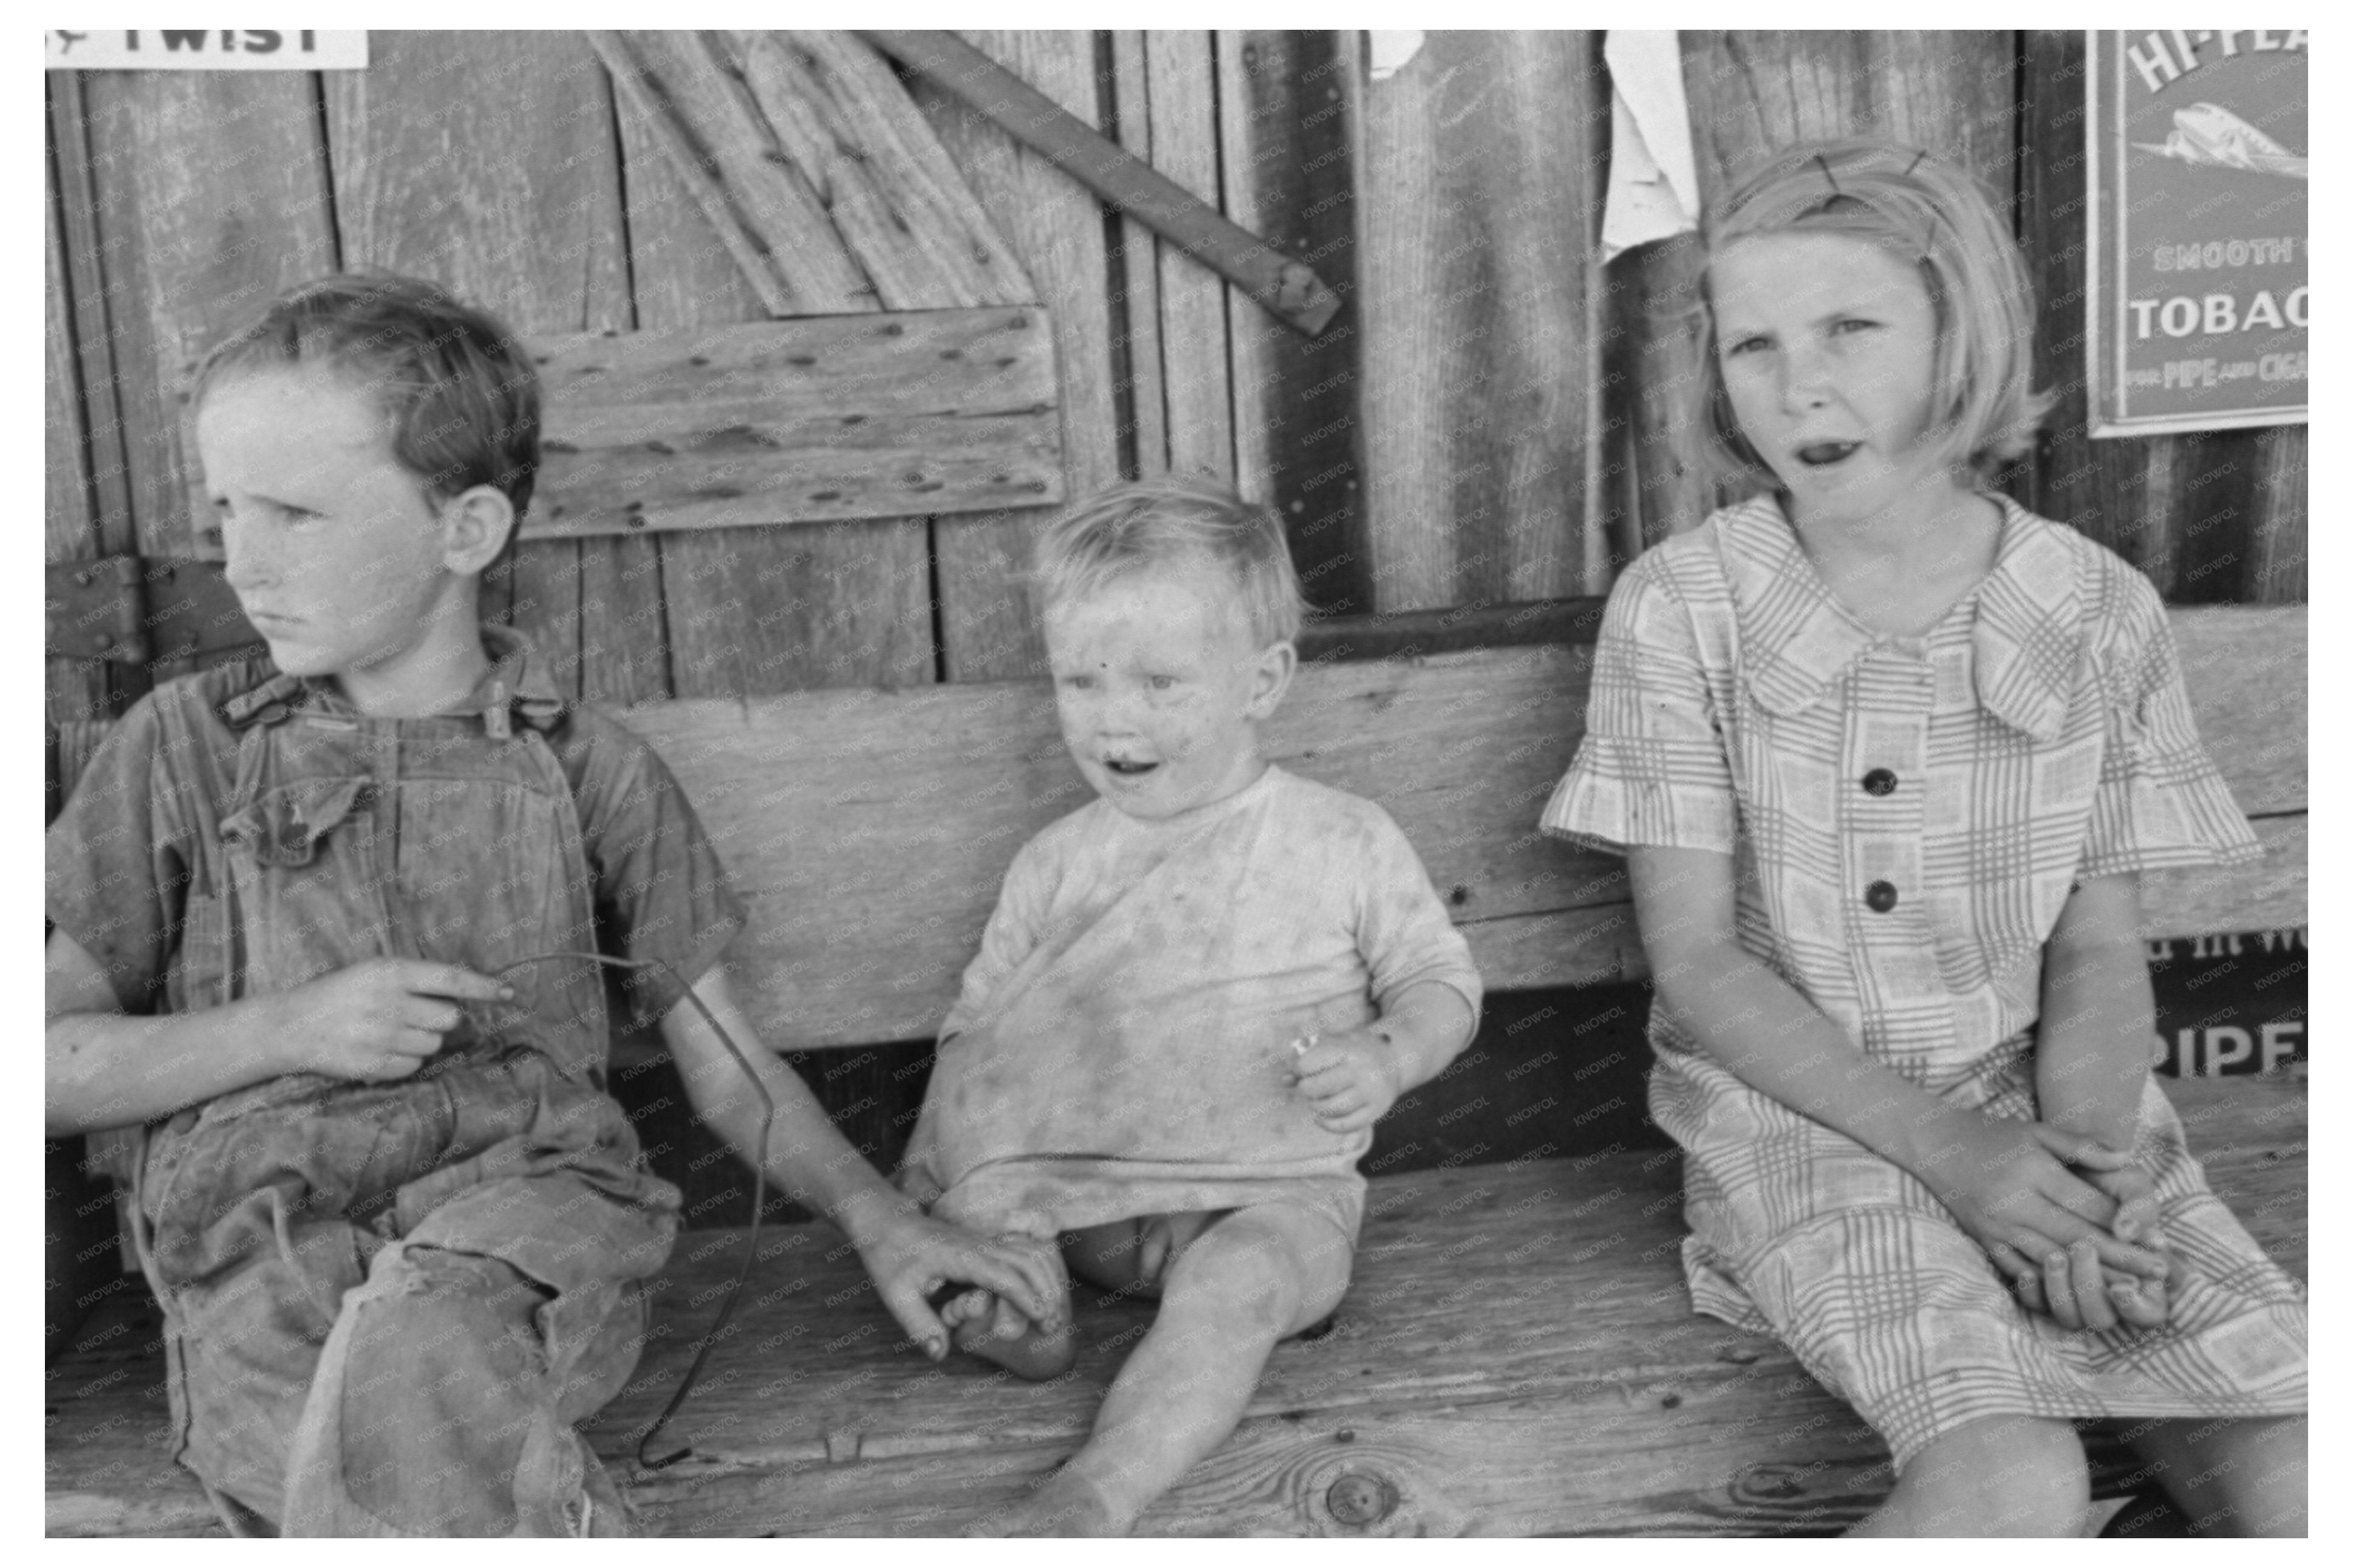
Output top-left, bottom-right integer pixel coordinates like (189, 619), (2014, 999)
(1687, 137), (2054, 493)
(1033, 475), (1306, 648)
(191, 271), (541, 523)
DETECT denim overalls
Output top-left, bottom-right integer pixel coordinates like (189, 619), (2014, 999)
(115, 646), (681, 1535)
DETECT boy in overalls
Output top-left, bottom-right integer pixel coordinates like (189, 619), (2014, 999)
(43, 274), (1062, 1536)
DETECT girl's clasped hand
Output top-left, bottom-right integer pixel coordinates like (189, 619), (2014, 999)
(1931, 1117), (2172, 1333)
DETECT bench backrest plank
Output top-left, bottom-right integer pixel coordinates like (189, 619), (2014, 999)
(616, 643), (1617, 1048)
(48, 606), (2303, 1052)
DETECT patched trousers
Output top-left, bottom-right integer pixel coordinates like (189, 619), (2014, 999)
(132, 1051), (679, 1536)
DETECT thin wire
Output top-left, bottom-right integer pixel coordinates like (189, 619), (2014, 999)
(491, 951), (774, 1471)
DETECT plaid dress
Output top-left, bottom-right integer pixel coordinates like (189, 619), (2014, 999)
(1542, 495), (2306, 1468)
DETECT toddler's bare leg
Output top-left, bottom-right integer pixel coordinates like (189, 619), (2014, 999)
(975, 1202), (1350, 1537)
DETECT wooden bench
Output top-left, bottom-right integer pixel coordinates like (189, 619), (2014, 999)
(44, 603), (2306, 1536)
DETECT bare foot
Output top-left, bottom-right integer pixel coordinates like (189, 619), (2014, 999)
(966, 1468), (1129, 1537)
(940, 1287), (1076, 1380)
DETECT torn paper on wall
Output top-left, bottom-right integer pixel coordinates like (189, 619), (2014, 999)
(1369, 30), (1424, 82)
(1601, 30), (1700, 262)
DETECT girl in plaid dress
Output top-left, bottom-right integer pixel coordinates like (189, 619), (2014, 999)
(1543, 140), (2305, 1536)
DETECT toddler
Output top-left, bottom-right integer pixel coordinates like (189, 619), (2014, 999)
(900, 476), (1483, 1535)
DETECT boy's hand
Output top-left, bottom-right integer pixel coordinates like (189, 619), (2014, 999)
(289, 958), (510, 1082)
(1290, 1028), (1407, 1134)
(853, 1208), (1067, 1362)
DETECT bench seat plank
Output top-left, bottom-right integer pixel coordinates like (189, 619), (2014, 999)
(47, 1074), (2304, 1536)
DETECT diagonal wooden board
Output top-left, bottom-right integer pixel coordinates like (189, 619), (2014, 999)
(44, 1073), (2305, 1537)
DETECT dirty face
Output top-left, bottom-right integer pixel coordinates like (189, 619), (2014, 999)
(1711, 230), (1953, 528)
(1043, 562), (1294, 822)
(197, 363), (477, 709)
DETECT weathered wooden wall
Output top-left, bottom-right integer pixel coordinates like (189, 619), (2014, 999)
(44, 29), (2307, 733)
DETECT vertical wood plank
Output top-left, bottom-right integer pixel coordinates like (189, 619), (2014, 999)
(325, 32), (644, 702)
(1146, 32), (1241, 483)
(602, 30), (935, 699)
(46, 76), (139, 573)
(1356, 31), (1608, 609)
(2246, 427), (2306, 604)
(1216, 30), (1281, 523)
(1215, 30), (1370, 616)
(80, 70), (336, 564)
(1111, 30), (1238, 483)
(914, 29), (1125, 681)
(615, 40), (937, 698)
(1107, 31), (1169, 480)
(1616, 31), (2016, 554)
(46, 124), (110, 727)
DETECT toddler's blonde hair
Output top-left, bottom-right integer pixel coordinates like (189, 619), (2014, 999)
(1033, 475), (1306, 648)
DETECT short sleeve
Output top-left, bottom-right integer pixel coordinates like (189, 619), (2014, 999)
(565, 710), (749, 1029)
(1355, 808), (1483, 1026)
(46, 696), (193, 1015)
(2075, 574), (2262, 880)
(1539, 558), (1737, 856)
(940, 831), (1055, 1044)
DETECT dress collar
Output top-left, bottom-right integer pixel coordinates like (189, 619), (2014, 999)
(1719, 493), (2082, 741)
(219, 625), (567, 734)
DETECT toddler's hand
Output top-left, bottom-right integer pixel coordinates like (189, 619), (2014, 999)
(285, 958), (510, 1082)
(1290, 1028), (1405, 1134)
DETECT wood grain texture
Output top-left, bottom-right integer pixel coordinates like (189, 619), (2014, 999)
(869, 29), (1341, 339)
(615, 644), (1608, 1051)
(599, 602), (2295, 1049)
(78, 67), (335, 565)
(609, 36), (930, 703)
(526, 308), (1062, 537)
(47, 1074), (2303, 1537)
(2170, 604), (2303, 818)
(594, 30), (881, 315)
(1105, 27), (1251, 482)
(1107, 30), (1167, 480)
(2245, 427), (2307, 604)
(739, 31), (1037, 310)
(1212, 31), (1370, 615)
(1107, 30), (1241, 483)
(1142, 33), (1241, 481)
(914, 29), (1125, 681)
(46, 74), (139, 591)
(45, 140), (110, 728)
(323, 32), (638, 703)
(1356, 31), (1608, 609)
(2140, 816), (2303, 942)
(1215, 30), (1281, 517)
